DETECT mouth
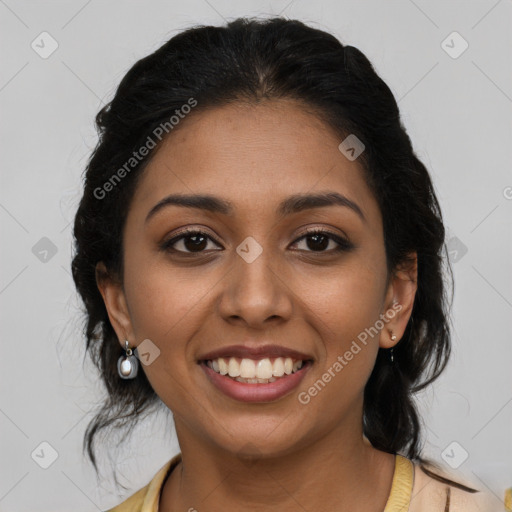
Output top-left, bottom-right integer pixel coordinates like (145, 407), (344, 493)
(198, 355), (313, 403)
(199, 356), (311, 384)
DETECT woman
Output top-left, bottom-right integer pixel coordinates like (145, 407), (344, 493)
(71, 16), (496, 512)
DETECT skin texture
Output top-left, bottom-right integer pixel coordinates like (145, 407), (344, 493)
(96, 98), (418, 511)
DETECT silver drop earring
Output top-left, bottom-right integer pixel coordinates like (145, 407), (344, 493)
(117, 340), (139, 379)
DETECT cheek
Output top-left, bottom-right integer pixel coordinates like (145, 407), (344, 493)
(296, 256), (386, 379)
(122, 263), (207, 408)
(300, 256), (386, 332)
(124, 247), (213, 336)
(122, 256), (213, 378)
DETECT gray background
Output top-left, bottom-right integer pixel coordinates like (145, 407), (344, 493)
(1, 1), (511, 511)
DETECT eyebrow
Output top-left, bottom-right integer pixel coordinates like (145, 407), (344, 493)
(145, 191), (366, 224)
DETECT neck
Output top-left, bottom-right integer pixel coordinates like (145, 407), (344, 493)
(159, 419), (396, 512)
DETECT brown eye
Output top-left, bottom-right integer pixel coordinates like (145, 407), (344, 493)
(161, 230), (222, 254)
(304, 233), (330, 251)
(292, 230), (354, 253)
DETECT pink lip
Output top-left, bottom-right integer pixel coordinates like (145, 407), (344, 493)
(200, 360), (312, 403)
(198, 344), (313, 362)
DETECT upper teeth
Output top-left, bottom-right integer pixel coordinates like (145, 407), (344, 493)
(207, 357), (304, 379)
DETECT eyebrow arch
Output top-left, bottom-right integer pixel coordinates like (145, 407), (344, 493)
(145, 191), (366, 224)
(278, 192), (366, 223)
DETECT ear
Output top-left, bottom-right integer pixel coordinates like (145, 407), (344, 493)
(95, 261), (136, 348)
(379, 252), (418, 349)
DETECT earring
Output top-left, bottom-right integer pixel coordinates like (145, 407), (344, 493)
(117, 340), (139, 379)
(389, 331), (397, 363)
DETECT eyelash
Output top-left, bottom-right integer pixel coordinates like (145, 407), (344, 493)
(160, 227), (354, 255)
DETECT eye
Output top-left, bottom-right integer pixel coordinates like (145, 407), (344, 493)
(160, 229), (222, 254)
(160, 227), (354, 255)
(291, 229), (354, 253)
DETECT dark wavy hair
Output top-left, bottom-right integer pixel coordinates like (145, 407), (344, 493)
(71, 16), (476, 493)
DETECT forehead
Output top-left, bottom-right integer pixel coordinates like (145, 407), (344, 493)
(129, 99), (381, 228)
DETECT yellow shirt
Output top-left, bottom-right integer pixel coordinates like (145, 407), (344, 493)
(104, 452), (497, 511)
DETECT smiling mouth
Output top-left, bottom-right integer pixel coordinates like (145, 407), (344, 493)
(199, 356), (313, 384)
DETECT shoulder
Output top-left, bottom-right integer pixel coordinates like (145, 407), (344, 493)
(104, 453), (182, 512)
(104, 485), (148, 512)
(408, 459), (498, 512)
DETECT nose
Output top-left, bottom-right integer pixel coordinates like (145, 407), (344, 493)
(217, 245), (293, 329)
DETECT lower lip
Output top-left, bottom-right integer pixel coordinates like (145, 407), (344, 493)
(200, 361), (312, 403)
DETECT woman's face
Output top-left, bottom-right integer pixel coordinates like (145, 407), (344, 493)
(98, 98), (416, 458)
